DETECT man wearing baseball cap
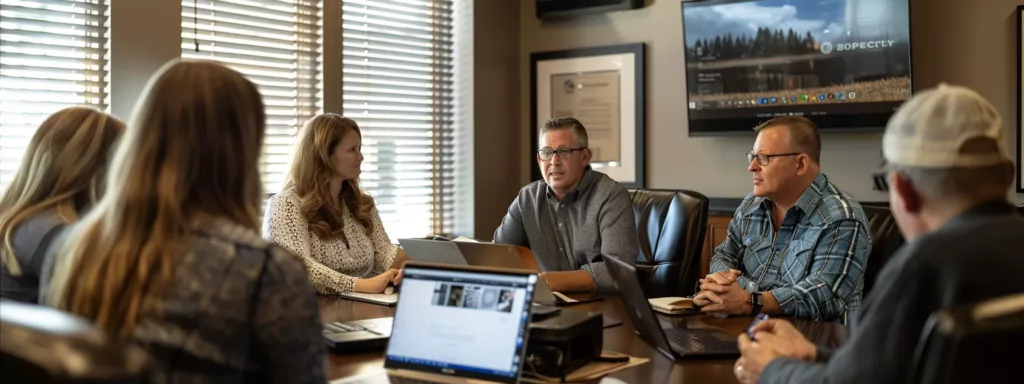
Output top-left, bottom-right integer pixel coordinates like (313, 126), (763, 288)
(730, 84), (1024, 383)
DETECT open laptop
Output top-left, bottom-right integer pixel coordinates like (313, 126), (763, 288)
(331, 262), (538, 384)
(604, 255), (740, 359)
(398, 239), (568, 308)
(337, 291), (399, 307)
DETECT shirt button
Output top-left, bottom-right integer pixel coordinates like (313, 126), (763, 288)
(558, 223), (564, 227)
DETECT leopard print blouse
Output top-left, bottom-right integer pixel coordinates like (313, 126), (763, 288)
(262, 188), (397, 294)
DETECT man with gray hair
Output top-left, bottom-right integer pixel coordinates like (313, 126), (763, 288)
(731, 84), (1024, 383)
(494, 117), (638, 294)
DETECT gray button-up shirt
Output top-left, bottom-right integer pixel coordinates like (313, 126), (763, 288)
(493, 168), (638, 293)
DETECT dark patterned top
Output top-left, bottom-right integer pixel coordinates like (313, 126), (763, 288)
(85, 218), (324, 383)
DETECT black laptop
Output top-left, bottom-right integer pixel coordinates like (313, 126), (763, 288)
(604, 256), (740, 359)
(323, 317), (393, 353)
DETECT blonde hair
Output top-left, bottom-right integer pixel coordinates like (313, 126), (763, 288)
(284, 113), (373, 239)
(0, 107), (125, 275)
(48, 59), (266, 336)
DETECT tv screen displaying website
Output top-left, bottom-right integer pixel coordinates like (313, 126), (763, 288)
(681, 0), (912, 135)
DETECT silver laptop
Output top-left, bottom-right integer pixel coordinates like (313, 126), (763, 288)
(398, 239), (470, 266)
(398, 239), (561, 306)
(332, 263), (538, 384)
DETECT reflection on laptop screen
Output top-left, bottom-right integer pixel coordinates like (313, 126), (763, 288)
(384, 266), (537, 383)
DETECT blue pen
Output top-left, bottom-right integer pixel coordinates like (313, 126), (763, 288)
(747, 313), (769, 341)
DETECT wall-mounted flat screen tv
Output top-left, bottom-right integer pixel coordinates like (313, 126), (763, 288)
(681, 0), (912, 136)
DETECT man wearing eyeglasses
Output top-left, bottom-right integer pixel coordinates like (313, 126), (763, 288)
(732, 85), (1024, 384)
(493, 117), (637, 294)
(694, 116), (870, 323)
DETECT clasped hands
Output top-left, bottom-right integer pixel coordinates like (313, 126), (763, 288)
(693, 269), (751, 315)
(353, 268), (403, 294)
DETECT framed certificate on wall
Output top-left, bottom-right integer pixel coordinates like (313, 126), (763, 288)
(529, 43), (646, 189)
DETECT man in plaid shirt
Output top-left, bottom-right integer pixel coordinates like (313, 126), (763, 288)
(694, 116), (870, 323)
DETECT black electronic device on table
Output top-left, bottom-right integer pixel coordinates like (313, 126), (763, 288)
(605, 256), (740, 359)
(322, 317), (393, 353)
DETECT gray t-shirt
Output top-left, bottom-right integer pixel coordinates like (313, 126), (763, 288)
(0, 211), (64, 303)
(493, 168), (638, 293)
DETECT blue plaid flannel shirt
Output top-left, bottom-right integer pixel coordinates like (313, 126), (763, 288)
(711, 173), (870, 323)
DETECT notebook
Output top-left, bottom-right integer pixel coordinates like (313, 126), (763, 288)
(648, 297), (697, 314)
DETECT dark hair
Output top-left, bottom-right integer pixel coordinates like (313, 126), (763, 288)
(542, 117), (589, 148)
(754, 116), (821, 163)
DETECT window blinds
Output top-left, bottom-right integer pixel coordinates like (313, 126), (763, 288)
(181, 0), (321, 194)
(342, 0), (455, 239)
(0, 0), (109, 188)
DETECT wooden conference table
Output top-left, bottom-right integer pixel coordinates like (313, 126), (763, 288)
(319, 294), (848, 383)
(319, 247), (848, 383)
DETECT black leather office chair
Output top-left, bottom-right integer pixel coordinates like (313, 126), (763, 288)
(629, 189), (709, 297)
(860, 202), (904, 295)
(0, 299), (149, 383)
(909, 293), (1024, 384)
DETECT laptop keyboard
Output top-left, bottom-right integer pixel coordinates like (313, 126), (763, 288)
(384, 376), (441, 384)
(323, 317), (393, 336)
(665, 328), (739, 355)
(333, 373), (441, 384)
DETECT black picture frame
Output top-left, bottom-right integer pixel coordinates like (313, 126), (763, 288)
(1017, 6), (1023, 192)
(529, 43), (646, 189)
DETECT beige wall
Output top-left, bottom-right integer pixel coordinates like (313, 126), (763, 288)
(108, 0), (180, 120)
(474, 0), (523, 236)
(517, 0), (1024, 204)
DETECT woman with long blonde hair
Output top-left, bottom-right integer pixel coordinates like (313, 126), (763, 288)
(45, 59), (323, 383)
(0, 107), (124, 303)
(264, 113), (407, 294)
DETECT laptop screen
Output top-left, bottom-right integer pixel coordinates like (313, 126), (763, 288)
(384, 265), (537, 383)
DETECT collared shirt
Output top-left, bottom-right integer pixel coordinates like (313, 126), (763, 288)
(711, 173), (870, 322)
(762, 200), (1024, 384)
(493, 167), (638, 293)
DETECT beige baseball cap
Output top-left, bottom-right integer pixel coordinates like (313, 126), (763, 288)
(882, 83), (1011, 168)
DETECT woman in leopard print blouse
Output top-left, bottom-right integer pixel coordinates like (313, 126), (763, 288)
(263, 113), (408, 294)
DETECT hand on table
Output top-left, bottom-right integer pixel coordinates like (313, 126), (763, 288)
(693, 269), (749, 315)
(354, 269), (401, 293)
(694, 283), (749, 315)
(701, 269), (743, 285)
(734, 319), (817, 383)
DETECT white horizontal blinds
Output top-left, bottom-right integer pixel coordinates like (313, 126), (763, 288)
(0, 0), (109, 188)
(181, 0), (321, 193)
(342, 0), (455, 239)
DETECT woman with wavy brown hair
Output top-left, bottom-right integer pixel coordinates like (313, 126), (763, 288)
(264, 113), (407, 294)
(44, 59), (323, 383)
(0, 107), (124, 303)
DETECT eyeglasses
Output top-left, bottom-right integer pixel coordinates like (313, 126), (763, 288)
(746, 152), (801, 166)
(538, 147), (586, 161)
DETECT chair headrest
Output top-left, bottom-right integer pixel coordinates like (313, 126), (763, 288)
(0, 299), (149, 380)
